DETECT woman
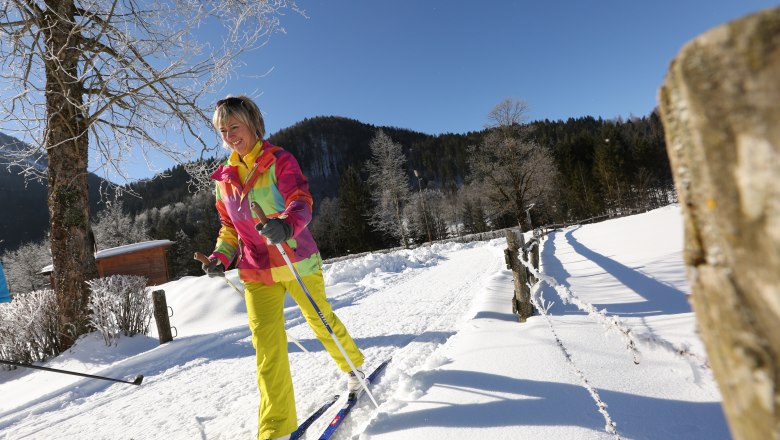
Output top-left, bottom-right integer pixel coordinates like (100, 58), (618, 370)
(202, 95), (365, 440)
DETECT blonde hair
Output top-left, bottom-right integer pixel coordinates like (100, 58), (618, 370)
(212, 95), (266, 142)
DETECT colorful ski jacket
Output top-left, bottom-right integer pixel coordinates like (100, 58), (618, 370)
(208, 140), (322, 284)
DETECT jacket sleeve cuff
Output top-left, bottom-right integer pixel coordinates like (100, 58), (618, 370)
(208, 252), (231, 269)
(280, 200), (312, 238)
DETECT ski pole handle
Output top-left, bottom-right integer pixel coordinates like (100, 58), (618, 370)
(250, 201), (269, 225)
(193, 252), (211, 265)
(196, 244), (310, 354)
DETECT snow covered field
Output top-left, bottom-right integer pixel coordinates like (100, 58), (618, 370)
(0, 205), (730, 439)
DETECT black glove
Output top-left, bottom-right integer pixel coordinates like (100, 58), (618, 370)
(256, 218), (292, 244)
(202, 258), (224, 278)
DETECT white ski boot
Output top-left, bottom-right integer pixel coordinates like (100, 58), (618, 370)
(346, 369), (365, 398)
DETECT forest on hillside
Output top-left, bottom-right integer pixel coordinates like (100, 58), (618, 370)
(1, 110), (675, 295)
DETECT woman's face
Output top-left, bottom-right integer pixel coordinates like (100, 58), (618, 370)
(219, 116), (258, 157)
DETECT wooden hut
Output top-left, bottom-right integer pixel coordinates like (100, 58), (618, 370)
(41, 240), (174, 286)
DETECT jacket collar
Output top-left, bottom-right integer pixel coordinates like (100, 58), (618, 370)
(210, 140), (279, 184)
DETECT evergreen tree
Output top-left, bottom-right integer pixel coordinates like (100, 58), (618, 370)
(461, 199), (489, 234)
(337, 166), (385, 253)
(309, 198), (342, 258)
(169, 230), (195, 278)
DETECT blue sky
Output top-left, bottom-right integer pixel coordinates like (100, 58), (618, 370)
(142, 1), (778, 180)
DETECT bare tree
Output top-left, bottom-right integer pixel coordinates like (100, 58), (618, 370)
(487, 98), (530, 128)
(0, 0), (298, 350)
(365, 130), (411, 248)
(468, 98), (558, 230)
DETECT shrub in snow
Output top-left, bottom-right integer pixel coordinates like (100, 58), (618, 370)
(0, 289), (60, 367)
(87, 275), (152, 346)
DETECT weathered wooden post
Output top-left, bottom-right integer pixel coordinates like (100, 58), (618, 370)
(505, 229), (534, 322)
(658, 6), (780, 439)
(152, 289), (173, 344)
(529, 236), (540, 284)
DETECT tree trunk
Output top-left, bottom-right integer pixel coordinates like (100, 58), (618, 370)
(42, 0), (99, 350)
(393, 192), (408, 248)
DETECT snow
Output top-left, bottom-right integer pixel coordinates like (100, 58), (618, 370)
(93, 240), (174, 260)
(0, 205), (731, 439)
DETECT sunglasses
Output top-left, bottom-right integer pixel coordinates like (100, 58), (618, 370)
(216, 97), (244, 108)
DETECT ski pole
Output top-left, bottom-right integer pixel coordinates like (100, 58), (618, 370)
(250, 201), (379, 408)
(0, 359), (143, 386)
(193, 252), (309, 354)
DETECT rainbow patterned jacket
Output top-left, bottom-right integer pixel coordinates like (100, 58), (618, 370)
(208, 140), (322, 284)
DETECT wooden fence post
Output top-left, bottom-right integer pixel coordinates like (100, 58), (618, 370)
(152, 289), (174, 344)
(659, 7), (780, 437)
(529, 236), (540, 283)
(505, 229), (534, 322)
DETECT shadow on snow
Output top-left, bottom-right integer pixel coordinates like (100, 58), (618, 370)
(364, 369), (729, 439)
(540, 229), (690, 317)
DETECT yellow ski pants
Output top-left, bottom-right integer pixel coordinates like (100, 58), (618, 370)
(244, 271), (364, 440)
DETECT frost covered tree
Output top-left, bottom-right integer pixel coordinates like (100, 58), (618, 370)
(0, 288), (60, 364)
(0, 0), (298, 350)
(92, 203), (149, 250)
(468, 98), (559, 230)
(1, 239), (51, 296)
(423, 189), (449, 240)
(87, 275), (151, 346)
(405, 188), (448, 244)
(365, 130), (411, 248)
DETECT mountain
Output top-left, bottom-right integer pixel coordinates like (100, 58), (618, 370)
(0, 133), (111, 253)
(2, 113), (671, 254)
(268, 116), (480, 201)
(123, 116), (482, 216)
(0, 132), (48, 174)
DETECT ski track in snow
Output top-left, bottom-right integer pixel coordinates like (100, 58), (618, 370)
(528, 227), (724, 440)
(288, 242), (505, 439)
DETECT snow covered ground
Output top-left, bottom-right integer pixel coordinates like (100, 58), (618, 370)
(0, 205), (730, 439)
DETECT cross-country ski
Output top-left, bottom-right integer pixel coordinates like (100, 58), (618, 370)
(317, 360), (390, 440)
(290, 394), (339, 440)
